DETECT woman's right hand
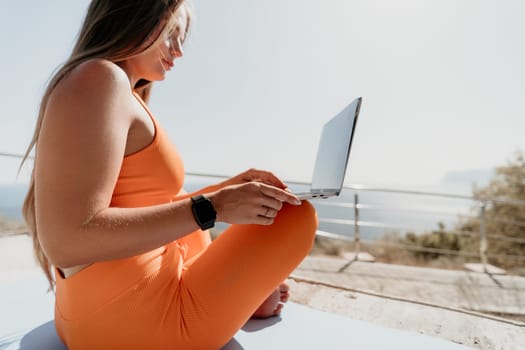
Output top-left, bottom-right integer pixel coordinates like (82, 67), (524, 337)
(208, 182), (302, 225)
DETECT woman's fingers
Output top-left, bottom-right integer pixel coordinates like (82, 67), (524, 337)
(256, 171), (288, 189)
(255, 183), (301, 225)
(253, 215), (275, 226)
(259, 183), (301, 206)
(259, 206), (277, 219)
(236, 168), (289, 189)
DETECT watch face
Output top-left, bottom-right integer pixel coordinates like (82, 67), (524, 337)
(198, 202), (216, 223)
(192, 195), (216, 229)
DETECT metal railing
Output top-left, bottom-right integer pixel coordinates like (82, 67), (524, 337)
(312, 183), (525, 273)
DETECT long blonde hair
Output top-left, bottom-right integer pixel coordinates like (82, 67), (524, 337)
(20, 0), (190, 289)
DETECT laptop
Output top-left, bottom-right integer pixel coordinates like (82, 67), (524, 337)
(294, 97), (362, 200)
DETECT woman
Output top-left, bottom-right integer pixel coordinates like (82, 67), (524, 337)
(21, 0), (317, 349)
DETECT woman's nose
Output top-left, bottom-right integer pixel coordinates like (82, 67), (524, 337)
(169, 37), (184, 58)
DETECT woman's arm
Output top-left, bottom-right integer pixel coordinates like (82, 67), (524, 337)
(35, 60), (194, 268)
(35, 60), (300, 269)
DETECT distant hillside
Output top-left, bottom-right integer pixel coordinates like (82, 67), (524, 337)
(439, 169), (494, 195)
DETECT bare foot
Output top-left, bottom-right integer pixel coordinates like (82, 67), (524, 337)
(251, 282), (290, 319)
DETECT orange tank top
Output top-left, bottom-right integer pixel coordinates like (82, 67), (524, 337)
(111, 93), (185, 208)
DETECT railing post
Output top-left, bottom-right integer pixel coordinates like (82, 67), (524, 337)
(354, 193), (360, 261)
(479, 201), (488, 273)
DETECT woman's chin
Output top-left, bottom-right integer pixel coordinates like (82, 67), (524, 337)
(150, 72), (167, 82)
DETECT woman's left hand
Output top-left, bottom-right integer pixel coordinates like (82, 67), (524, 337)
(221, 168), (288, 190)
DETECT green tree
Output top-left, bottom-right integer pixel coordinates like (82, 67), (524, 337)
(404, 222), (462, 260)
(397, 151), (524, 272)
(460, 151), (525, 270)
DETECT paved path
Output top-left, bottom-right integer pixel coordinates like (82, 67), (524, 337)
(290, 255), (525, 350)
(295, 255), (525, 316)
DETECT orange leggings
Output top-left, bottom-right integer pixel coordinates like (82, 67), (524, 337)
(55, 201), (317, 349)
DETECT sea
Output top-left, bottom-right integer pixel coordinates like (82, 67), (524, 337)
(0, 180), (478, 241)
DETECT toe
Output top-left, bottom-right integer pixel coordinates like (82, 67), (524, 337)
(279, 283), (290, 303)
(273, 303), (284, 316)
(279, 283), (289, 293)
(280, 292), (289, 303)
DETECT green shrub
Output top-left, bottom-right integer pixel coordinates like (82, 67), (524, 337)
(399, 151), (525, 270)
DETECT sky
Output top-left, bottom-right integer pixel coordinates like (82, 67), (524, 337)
(0, 0), (524, 194)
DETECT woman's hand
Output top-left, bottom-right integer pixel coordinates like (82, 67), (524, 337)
(220, 168), (288, 190)
(209, 181), (301, 226)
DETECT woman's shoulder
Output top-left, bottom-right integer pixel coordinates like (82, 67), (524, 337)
(55, 58), (131, 98)
(47, 59), (135, 126)
(72, 58), (126, 80)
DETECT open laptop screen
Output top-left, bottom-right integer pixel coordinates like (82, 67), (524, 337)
(310, 97), (361, 193)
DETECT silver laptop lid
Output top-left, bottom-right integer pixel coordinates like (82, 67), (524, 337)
(310, 97), (362, 194)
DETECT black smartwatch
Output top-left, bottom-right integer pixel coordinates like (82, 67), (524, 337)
(190, 195), (217, 230)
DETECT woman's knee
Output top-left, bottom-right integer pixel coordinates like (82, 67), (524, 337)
(276, 200), (318, 253)
(291, 200), (318, 232)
